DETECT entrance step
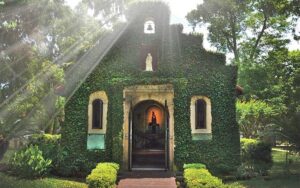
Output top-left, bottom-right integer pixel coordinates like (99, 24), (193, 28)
(117, 178), (177, 188)
(117, 171), (177, 188)
(132, 149), (165, 168)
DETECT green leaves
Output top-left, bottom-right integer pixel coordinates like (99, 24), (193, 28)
(184, 168), (224, 188)
(187, 0), (295, 63)
(237, 99), (277, 138)
(2, 20), (17, 30)
(86, 162), (119, 188)
(10, 145), (52, 178)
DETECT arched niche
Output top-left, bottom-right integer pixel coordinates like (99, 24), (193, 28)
(144, 19), (155, 34)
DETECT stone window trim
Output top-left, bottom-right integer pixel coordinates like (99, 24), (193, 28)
(190, 96), (212, 134)
(88, 91), (108, 134)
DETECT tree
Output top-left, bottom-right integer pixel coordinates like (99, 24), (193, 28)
(237, 99), (277, 138)
(186, 0), (295, 63)
(0, 0), (129, 160)
(187, 0), (300, 146)
(278, 51), (300, 151)
(0, 0), (99, 159)
(82, 0), (125, 16)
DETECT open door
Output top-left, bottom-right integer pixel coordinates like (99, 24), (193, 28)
(130, 100), (166, 170)
(164, 100), (169, 170)
(128, 101), (133, 170)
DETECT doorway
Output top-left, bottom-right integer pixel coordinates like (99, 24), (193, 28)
(122, 84), (174, 171)
(130, 100), (168, 170)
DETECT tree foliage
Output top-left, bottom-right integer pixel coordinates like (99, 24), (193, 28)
(0, 0), (71, 142)
(0, 0), (118, 154)
(187, 0), (300, 150)
(186, 0), (296, 63)
(237, 99), (277, 138)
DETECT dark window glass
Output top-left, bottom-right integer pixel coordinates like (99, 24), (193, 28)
(195, 99), (206, 129)
(92, 99), (103, 129)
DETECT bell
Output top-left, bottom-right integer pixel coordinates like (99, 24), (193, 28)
(147, 24), (153, 31)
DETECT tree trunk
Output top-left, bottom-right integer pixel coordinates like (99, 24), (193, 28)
(0, 139), (9, 161)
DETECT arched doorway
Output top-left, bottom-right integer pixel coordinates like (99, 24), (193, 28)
(122, 84), (174, 171)
(130, 100), (168, 170)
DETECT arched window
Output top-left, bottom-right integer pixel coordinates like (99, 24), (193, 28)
(92, 99), (103, 129)
(144, 20), (155, 34)
(195, 99), (206, 129)
(88, 91), (108, 134)
(190, 96), (212, 135)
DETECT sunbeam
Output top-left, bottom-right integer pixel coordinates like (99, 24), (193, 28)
(0, 0), (129, 140)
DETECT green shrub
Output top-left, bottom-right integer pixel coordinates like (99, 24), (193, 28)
(86, 162), (119, 188)
(96, 162), (120, 171)
(28, 134), (61, 159)
(10, 145), (52, 178)
(240, 138), (258, 150)
(240, 138), (272, 176)
(28, 134), (61, 173)
(183, 163), (206, 169)
(235, 163), (256, 179)
(184, 168), (224, 188)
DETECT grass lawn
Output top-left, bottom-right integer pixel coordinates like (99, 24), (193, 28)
(0, 173), (88, 188)
(1, 147), (299, 188)
(0, 149), (87, 188)
(236, 148), (300, 188)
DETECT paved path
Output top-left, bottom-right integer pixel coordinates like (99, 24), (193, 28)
(117, 171), (177, 188)
(117, 177), (177, 188)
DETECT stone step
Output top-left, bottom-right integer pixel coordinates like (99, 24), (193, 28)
(117, 177), (177, 188)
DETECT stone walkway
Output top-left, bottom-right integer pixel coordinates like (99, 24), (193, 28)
(117, 171), (177, 188)
(117, 177), (177, 188)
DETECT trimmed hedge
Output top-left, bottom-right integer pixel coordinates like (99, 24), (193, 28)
(184, 168), (224, 188)
(239, 138), (272, 176)
(183, 164), (245, 188)
(86, 162), (119, 188)
(183, 163), (207, 170)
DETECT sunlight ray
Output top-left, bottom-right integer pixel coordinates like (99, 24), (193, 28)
(0, 24), (101, 107)
(3, 23), (129, 138)
(1, 0), (130, 139)
(0, 18), (105, 106)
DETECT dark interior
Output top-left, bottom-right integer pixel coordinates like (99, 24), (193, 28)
(132, 100), (166, 169)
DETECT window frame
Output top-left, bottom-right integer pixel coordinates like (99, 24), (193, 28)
(88, 91), (108, 134)
(190, 96), (212, 134)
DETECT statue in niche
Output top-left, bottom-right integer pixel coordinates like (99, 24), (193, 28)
(145, 53), (153, 71)
(149, 111), (159, 133)
(151, 111), (157, 124)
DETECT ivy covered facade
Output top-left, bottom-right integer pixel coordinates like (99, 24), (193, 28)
(61, 1), (240, 175)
